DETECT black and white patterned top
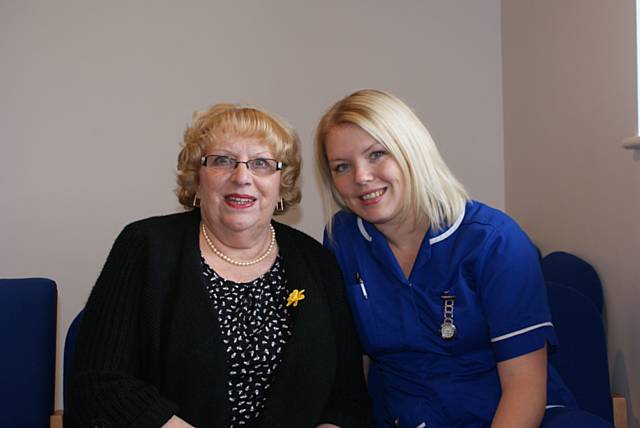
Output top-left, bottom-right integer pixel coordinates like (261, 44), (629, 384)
(202, 255), (292, 427)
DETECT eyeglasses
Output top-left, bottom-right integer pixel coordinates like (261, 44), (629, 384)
(201, 154), (285, 176)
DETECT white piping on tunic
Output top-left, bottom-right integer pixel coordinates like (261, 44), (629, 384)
(357, 217), (373, 242)
(429, 206), (466, 245)
(545, 405), (566, 409)
(490, 322), (554, 343)
(356, 205), (467, 245)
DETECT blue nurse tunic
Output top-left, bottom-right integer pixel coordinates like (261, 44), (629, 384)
(324, 201), (578, 428)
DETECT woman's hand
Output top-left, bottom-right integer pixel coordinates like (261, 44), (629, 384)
(491, 344), (547, 428)
(162, 416), (196, 427)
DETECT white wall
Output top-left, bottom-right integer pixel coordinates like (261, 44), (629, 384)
(503, 0), (640, 426)
(0, 0), (503, 408)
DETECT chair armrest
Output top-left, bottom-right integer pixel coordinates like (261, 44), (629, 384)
(612, 393), (627, 428)
(50, 409), (63, 428)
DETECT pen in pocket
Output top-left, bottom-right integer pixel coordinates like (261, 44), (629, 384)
(355, 272), (368, 299)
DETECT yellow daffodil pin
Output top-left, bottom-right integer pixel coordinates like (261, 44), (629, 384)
(287, 289), (305, 307)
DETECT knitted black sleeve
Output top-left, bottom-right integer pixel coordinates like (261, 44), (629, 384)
(65, 223), (177, 428)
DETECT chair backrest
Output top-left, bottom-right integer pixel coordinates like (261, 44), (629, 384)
(63, 309), (84, 407)
(546, 281), (613, 423)
(0, 278), (57, 428)
(541, 251), (604, 314)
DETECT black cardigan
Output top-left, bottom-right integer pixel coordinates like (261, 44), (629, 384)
(66, 210), (372, 428)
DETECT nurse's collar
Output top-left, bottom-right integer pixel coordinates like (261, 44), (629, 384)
(356, 205), (466, 245)
(357, 217), (373, 242)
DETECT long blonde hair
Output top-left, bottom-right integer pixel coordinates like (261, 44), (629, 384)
(315, 89), (468, 232)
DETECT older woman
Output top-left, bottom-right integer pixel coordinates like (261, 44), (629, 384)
(66, 104), (372, 427)
(315, 89), (612, 428)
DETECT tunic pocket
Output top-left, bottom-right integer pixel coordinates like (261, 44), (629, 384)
(406, 283), (481, 357)
(412, 283), (493, 359)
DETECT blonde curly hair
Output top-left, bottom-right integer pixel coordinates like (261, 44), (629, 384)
(176, 103), (301, 214)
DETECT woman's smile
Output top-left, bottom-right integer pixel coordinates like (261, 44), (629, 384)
(224, 193), (257, 208)
(359, 188), (387, 204)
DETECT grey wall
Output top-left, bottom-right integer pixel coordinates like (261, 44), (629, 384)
(0, 1), (504, 408)
(503, 0), (640, 425)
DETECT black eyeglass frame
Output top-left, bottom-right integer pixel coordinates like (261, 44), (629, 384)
(200, 154), (285, 173)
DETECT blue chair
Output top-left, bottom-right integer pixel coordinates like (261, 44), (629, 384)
(541, 251), (628, 427)
(50, 309), (84, 428)
(546, 281), (614, 424)
(0, 278), (57, 428)
(63, 310), (83, 407)
(541, 251), (604, 314)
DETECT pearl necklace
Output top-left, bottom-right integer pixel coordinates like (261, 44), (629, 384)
(201, 223), (276, 266)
